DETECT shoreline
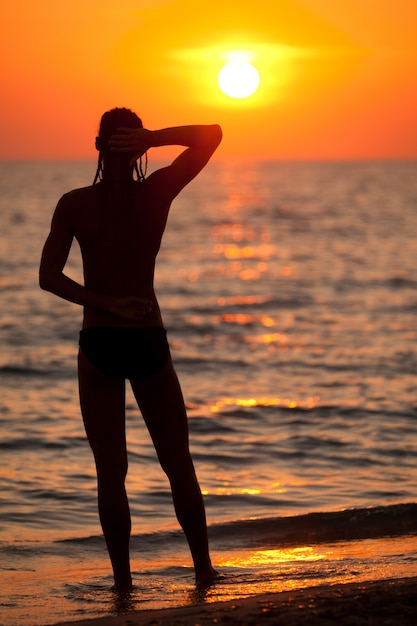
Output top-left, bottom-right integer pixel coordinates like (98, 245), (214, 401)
(56, 576), (417, 626)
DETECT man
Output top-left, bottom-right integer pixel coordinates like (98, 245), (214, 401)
(39, 108), (222, 592)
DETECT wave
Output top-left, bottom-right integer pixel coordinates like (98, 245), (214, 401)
(0, 365), (50, 377)
(24, 503), (413, 559)
(0, 364), (74, 379)
(207, 503), (417, 548)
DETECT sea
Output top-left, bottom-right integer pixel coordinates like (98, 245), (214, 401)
(0, 159), (416, 625)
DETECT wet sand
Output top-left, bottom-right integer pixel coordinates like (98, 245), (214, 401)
(56, 576), (416, 625)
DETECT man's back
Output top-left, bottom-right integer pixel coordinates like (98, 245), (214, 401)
(62, 179), (170, 327)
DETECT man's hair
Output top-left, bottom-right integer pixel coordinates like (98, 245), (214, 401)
(93, 107), (148, 184)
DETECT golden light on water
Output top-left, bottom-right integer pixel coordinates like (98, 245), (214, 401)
(246, 332), (288, 344)
(217, 295), (273, 307)
(211, 396), (320, 412)
(201, 482), (287, 497)
(210, 227), (278, 281)
(215, 313), (279, 335)
(210, 537), (417, 602)
(217, 313), (257, 325)
(214, 243), (276, 259)
(219, 546), (331, 568)
(201, 487), (263, 496)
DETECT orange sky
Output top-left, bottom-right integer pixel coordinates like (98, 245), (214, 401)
(1, 0), (416, 160)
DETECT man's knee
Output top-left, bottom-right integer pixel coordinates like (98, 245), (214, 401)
(159, 449), (194, 481)
(96, 458), (128, 483)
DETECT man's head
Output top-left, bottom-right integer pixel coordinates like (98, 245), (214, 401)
(93, 108), (147, 183)
(95, 108), (143, 154)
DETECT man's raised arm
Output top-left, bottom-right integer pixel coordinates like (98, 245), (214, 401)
(110, 124), (222, 196)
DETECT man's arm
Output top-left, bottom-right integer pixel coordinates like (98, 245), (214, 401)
(110, 124), (222, 199)
(39, 197), (152, 320)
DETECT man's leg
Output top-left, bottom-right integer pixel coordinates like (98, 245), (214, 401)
(131, 357), (215, 586)
(78, 349), (132, 592)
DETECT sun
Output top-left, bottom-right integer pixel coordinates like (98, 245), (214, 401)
(217, 61), (260, 99)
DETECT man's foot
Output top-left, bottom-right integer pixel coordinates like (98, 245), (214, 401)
(112, 574), (133, 594)
(195, 566), (223, 590)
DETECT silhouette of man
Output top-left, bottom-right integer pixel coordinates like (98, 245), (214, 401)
(39, 108), (222, 592)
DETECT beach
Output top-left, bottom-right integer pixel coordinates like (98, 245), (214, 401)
(56, 577), (417, 626)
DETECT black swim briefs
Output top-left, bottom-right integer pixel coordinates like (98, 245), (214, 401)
(79, 326), (170, 381)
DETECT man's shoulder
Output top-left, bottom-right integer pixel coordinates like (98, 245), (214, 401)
(60, 184), (98, 203)
(52, 186), (99, 231)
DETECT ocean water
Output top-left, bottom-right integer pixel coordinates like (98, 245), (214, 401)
(0, 159), (416, 625)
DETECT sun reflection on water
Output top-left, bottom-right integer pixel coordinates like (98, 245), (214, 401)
(216, 294), (273, 306)
(214, 242), (276, 259)
(210, 396), (319, 412)
(207, 536), (417, 603)
(219, 546), (331, 568)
